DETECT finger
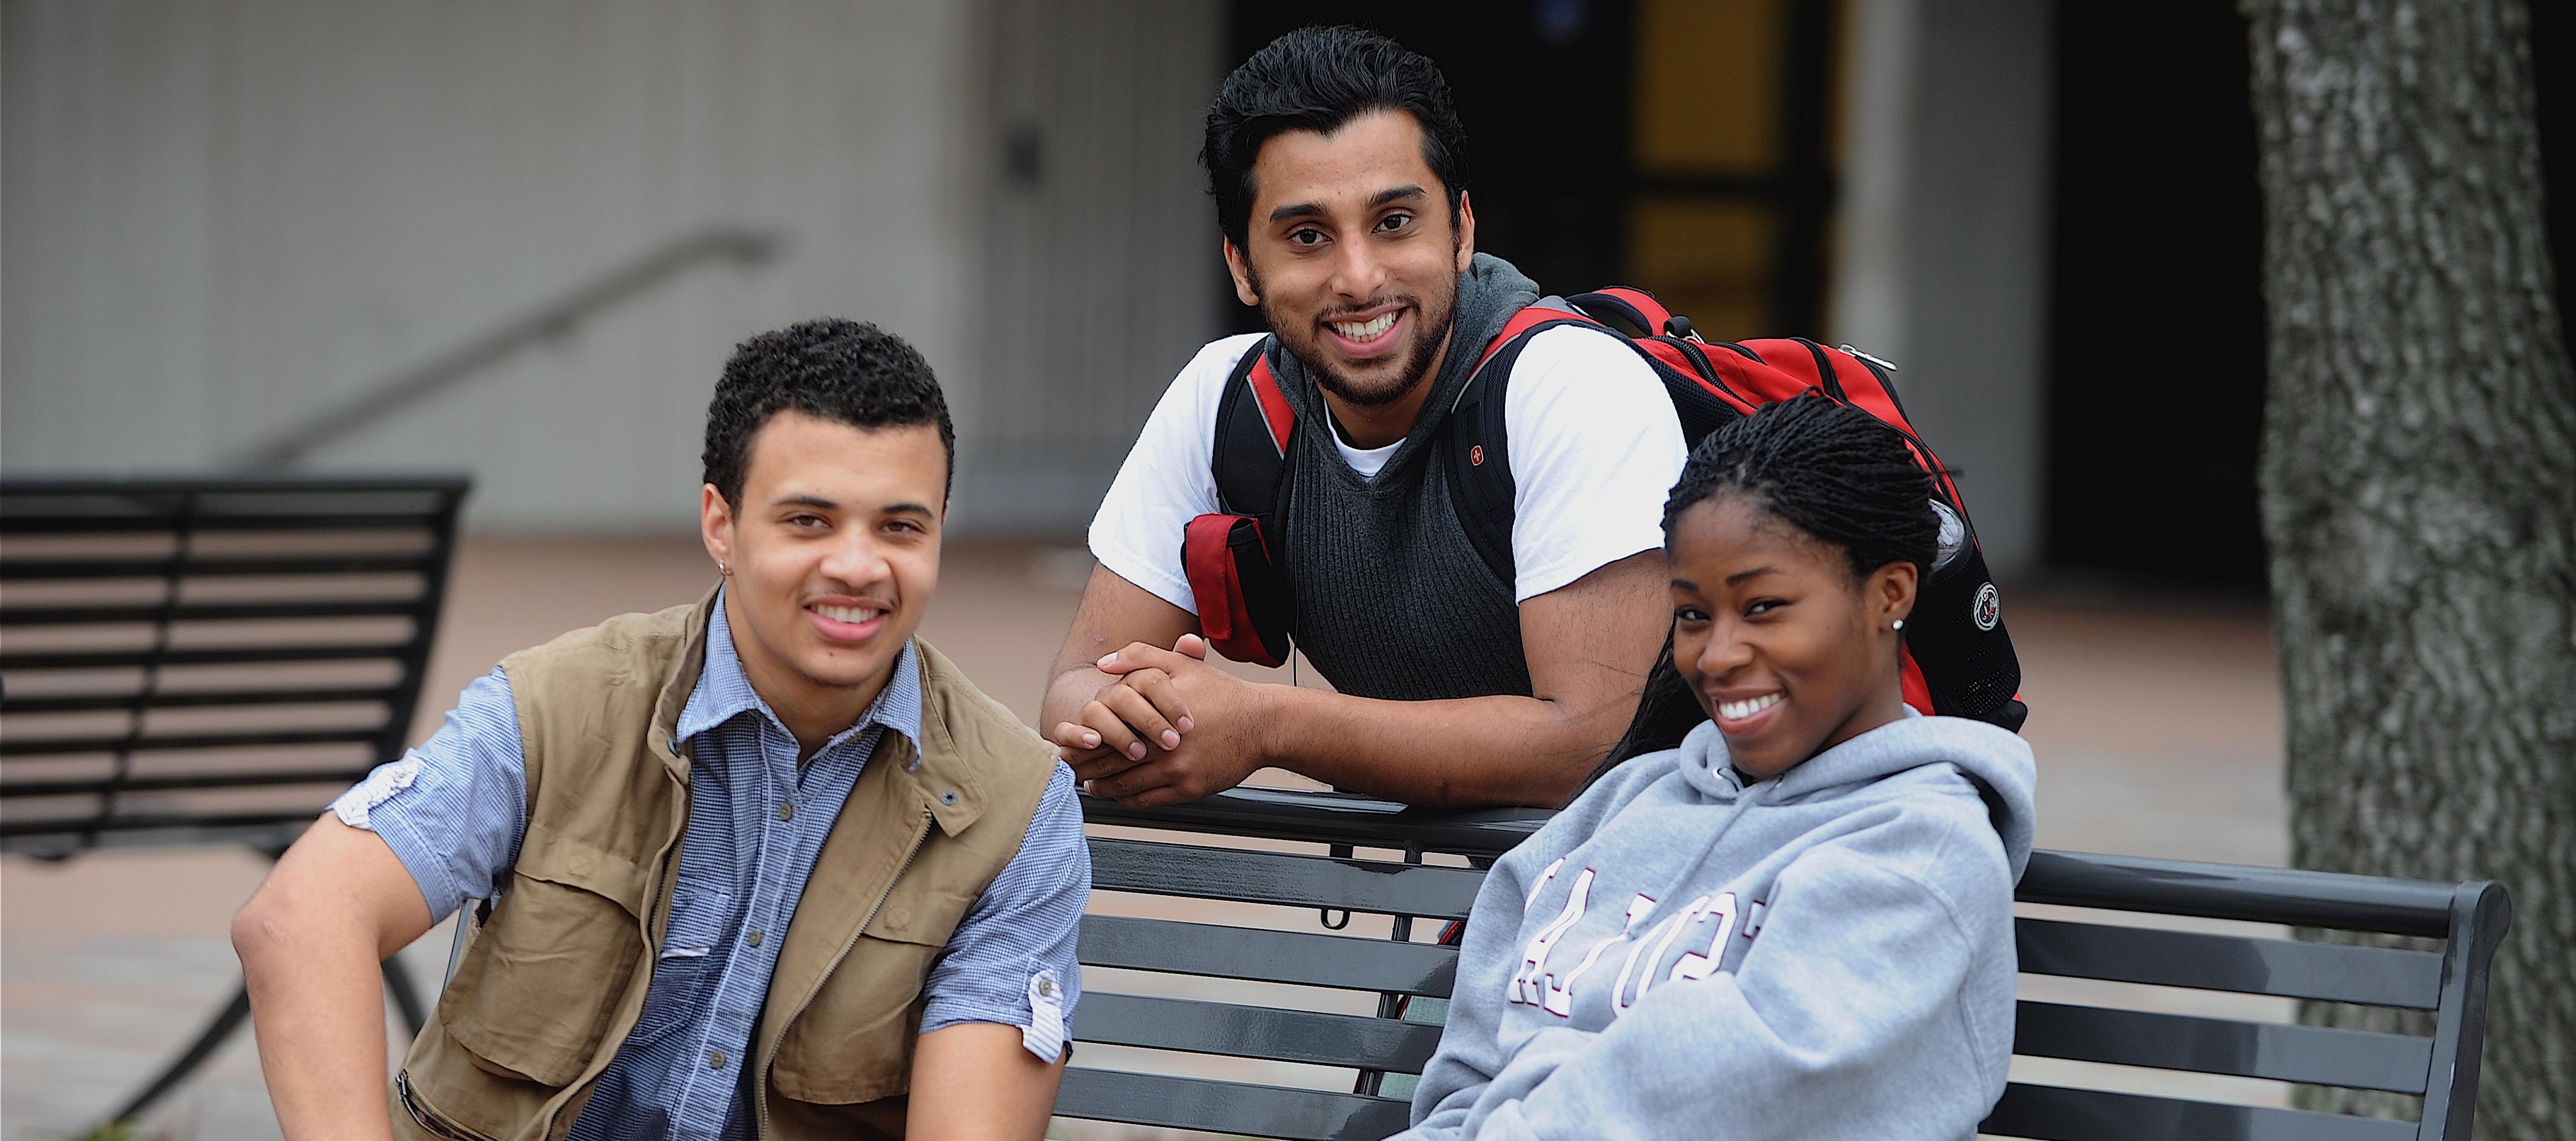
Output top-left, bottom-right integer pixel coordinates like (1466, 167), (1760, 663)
(1067, 746), (1144, 784)
(1175, 633), (1209, 660)
(1048, 720), (1104, 753)
(1081, 700), (1150, 763)
(1098, 641), (1191, 676)
(1088, 758), (1174, 802)
(1107, 669), (1190, 744)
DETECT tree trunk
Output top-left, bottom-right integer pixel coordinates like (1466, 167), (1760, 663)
(2242, 1), (2575, 1135)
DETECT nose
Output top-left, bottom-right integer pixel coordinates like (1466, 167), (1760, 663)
(1327, 235), (1389, 302)
(818, 527), (891, 590)
(1695, 618), (1754, 682)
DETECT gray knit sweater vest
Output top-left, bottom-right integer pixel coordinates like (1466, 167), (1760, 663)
(1265, 254), (1541, 702)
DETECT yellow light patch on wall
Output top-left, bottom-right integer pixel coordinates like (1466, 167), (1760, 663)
(1633, 0), (1779, 175)
(1629, 197), (1774, 342)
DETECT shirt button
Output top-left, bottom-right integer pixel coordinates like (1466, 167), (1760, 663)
(708, 1050), (726, 1070)
(776, 802), (794, 822)
(746, 928), (764, 947)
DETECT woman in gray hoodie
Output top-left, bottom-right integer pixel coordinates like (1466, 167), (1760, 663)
(1395, 395), (2037, 1141)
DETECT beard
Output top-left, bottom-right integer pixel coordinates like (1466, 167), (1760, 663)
(1254, 268), (1460, 409)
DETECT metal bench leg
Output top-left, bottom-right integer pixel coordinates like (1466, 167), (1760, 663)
(99, 956), (428, 1129)
(102, 980), (252, 1127)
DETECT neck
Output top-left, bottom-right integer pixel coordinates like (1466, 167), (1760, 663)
(720, 594), (888, 762)
(1817, 677), (1910, 757)
(1316, 331), (1453, 450)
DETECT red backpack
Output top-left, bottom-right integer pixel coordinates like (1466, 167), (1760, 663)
(1182, 286), (2027, 732)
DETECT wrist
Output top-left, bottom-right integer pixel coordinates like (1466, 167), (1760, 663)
(1247, 679), (1303, 769)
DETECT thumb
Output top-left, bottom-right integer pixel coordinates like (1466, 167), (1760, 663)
(1175, 633), (1210, 660)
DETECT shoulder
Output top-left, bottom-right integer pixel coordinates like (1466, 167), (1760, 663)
(1169, 331), (1270, 411)
(500, 599), (702, 684)
(1504, 748), (1685, 873)
(912, 638), (1057, 790)
(1497, 323), (1681, 440)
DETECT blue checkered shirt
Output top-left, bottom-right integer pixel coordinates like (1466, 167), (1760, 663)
(333, 597), (1087, 1141)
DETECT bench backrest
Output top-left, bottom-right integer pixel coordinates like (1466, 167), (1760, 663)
(0, 476), (469, 857)
(1064, 789), (2508, 1141)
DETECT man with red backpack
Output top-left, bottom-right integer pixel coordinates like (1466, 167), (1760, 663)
(1044, 26), (2022, 812)
(1042, 27), (1684, 809)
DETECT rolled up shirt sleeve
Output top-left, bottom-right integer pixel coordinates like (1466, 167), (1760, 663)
(327, 666), (528, 922)
(917, 762), (1091, 1062)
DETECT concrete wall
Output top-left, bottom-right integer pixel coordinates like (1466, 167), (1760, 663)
(2, 0), (1221, 535)
(1834, 0), (2055, 582)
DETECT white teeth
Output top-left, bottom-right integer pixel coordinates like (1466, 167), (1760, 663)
(814, 604), (883, 624)
(1330, 312), (1397, 342)
(1717, 693), (1782, 722)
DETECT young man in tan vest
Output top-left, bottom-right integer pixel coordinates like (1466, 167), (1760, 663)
(232, 320), (1088, 1140)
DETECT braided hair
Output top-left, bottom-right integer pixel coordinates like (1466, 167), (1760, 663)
(1596, 394), (1939, 778)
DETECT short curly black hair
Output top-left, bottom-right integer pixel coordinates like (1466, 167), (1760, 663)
(1203, 26), (1469, 251)
(701, 319), (955, 507)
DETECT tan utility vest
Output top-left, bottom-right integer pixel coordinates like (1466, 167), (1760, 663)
(390, 590), (1057, 1141)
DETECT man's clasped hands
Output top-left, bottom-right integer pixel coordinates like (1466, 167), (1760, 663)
(1051, 634), (1278, 809)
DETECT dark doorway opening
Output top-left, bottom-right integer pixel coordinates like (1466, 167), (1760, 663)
(2047, 4), (2269, 585)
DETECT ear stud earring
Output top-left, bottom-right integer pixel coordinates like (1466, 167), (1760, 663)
(1892, 619), (1905, 632)
(720, 561), (732, 577)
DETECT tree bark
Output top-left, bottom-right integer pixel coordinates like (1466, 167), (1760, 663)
(2242, 1), (2575, 1134)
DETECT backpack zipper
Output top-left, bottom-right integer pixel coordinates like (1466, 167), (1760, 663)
(754, 807), (935, 1140)
(1654, 336), (1756, 409)
(1791, 338), (1848, 400)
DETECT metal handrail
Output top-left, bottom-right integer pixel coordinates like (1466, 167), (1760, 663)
(226, 227), (781, 470)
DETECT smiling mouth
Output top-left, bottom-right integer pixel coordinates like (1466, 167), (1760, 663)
(811, 603), (885, 624)
(1326, 311), (1399, 343)
(1715, 692), (1782, 723)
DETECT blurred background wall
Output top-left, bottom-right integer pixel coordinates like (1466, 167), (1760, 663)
(12, 0), (2567, 583)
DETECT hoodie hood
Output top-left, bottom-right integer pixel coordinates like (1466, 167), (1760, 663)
(1673, 710), (2037, 878)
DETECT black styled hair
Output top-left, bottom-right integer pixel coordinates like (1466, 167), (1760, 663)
(1596, 395), (1939, 779)
(1202, 25), (1470, 251)
(700, 318), (955, 508)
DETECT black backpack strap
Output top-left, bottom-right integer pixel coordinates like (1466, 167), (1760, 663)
(1440, 305), (1604, 595)
(1187, 340), (1298, 666)
(1211, 340), (1293, 518)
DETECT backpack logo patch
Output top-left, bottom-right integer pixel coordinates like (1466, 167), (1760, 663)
(1470, 444), (1486, 466)
(1973, 583), (2002, 631)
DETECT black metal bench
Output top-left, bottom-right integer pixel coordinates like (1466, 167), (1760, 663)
(1064, 787), (2511, 1141)
(0, 475), (470, 1126)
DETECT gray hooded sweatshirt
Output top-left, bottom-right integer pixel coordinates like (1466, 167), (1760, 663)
(1396, 712), (2036, 1141)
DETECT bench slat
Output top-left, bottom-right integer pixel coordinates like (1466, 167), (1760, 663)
(2017, 918), (2443, 1008)
(3, 767), (376, 798)
(0, 512), (446, 534)
(2013, 1000), (2432, 1093)
(1091, 837), (1484, 919)
(0, 600), (425, 626)
(1055, 1067), (1408, 1141)
(1074, 992), (1442, 1073)
(0, 727), (387, 757)
(1981, 1082), (2418, 1141)
(1080, 914), (1456, 996)
(0, 554), (431, 580)
(2, 686), (404, 715)
(0, 644), (411, 671)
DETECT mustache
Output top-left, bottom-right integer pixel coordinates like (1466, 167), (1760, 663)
(1315, 296), (1417, 323)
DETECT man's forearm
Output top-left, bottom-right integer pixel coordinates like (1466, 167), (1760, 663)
(1258, 683), (1625, 808)
(235, 911), (401, 1139)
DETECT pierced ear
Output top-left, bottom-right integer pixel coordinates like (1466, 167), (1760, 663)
(699, 483), (736, 574)
(1223, 239), (1261, 307)
(1871, 560), (1920, 628)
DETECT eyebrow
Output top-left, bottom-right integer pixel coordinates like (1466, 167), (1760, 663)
(771, 495), (935, 518)
(1266, 184), (1428, 224)
(1726, 566), (1782, 587)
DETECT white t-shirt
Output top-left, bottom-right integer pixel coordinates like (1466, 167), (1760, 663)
(1089, 326), (1687, 613)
